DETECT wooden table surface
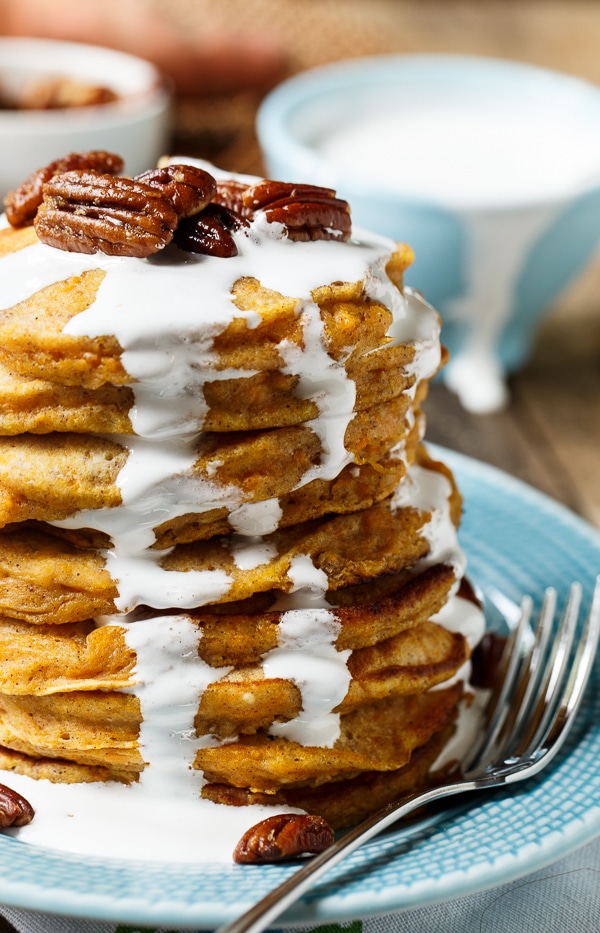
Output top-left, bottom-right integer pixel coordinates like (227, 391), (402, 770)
(1, 3), (599, 931)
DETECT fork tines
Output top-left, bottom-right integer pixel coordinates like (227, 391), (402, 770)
(470, 576), (600, 778)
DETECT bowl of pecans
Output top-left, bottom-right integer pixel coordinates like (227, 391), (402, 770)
(0, 37), (171, 200)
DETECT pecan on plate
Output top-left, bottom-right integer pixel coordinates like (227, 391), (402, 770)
(135, 164), (217, 220)
(4, 150), (124, 228)
(174, 202), (247, 257)
(243, 180), (352, 242)
(34, 170), (179, 257)
(0, 782), (34, 829)
(233, 813), (334, 863)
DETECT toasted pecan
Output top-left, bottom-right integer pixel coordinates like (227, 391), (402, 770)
(0, 782), (35, 829)
(34, 170), (178, 257)
(243, 180), (351, 241)
(233, 813), (334, 863)
(174, 202), (247, 257)
(134, 164), (217, 219)
(4, 151), (124, 228)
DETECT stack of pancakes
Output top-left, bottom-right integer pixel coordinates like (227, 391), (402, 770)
(0, 158), (484, 831)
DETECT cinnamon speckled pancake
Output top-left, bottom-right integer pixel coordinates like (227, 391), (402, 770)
(0, 743), (136, 785)
(0, 494), (434, 623)
(202, 722), (455, 830)
(0, 527), (118, 624)
(0, 362), (134, 435)
(0, 269), (125, 389)
(0, 230), (416, 389)
(0, 344), (420, 436)
(151, 438), (419, 547)
(0, 563), (456, 689)
(0, 690), (142, 772)
(0, 562), (459, 694)
(0, 683), (461, 791)
(0, 609), (467, 741)
(195, 684), (463, 791)
(194, 620), (469, 737)
(0, 392), (420, 528)
(0, 617), (134, 694)
(192, 564), (457, 665)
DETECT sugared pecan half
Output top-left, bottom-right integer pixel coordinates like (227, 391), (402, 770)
(243, 180), (351, 241)
(174, 202), (247, 257)
(213, 178), (255, 221)
(34, 170), (178, 257)
(135, 164), (217, 219)
(0, 782), (35, 829)
(4, 150), (124, 228)
(233, 813), (334, 863)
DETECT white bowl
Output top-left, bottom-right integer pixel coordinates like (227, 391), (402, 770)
(0, 37), (171, 199)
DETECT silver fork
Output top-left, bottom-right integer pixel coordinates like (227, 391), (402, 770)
(215, 577), (600, 933)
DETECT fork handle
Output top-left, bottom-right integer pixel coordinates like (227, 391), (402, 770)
(214, 780), (476, 933)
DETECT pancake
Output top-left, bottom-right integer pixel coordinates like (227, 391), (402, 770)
(202, 722), (455, 830)
(195, 685), (463, 792)
(0, 690), (142, 773)
(194, 621), (469, 737)
(0, 361), (134, 436)
(0, 604), (467, 739)
(191, 563), (457, 665)
(0, 563), (456, 686)
(0, 683), (461, 790)
(0, 484), (437, 623)
(0, 245), (415, 391)
(0, 342), (421, 437)
(0, 391), (422, 530)
(0, 744), (136, 785)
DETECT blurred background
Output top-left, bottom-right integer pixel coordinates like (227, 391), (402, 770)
(2, 0), (600, 529)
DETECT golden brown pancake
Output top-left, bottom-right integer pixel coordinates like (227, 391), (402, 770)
(0, 453), (454, 624)
(0, 343), (419, 436)
(202, 722), (455, 830)
(195, 621), (469, 737)
(192, 563), (457, 665)
(195, 684), (463, 792)
(0, 392), (420, 528)
(0, 683), (461, 791)
(0, 234), (415, 389)
(0, 744), (136, 785)
(0, 499), (431, 623)
(0, 690), (142, 772)
(0, 561), (459, 692)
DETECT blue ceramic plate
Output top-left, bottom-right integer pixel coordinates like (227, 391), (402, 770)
(1, 447), (600, 929)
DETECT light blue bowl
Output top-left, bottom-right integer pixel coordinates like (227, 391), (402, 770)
(257, 55), (600, 411)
